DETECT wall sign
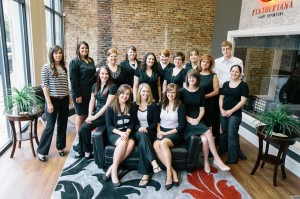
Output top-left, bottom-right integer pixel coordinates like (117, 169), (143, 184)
(239, 0), (300, 29)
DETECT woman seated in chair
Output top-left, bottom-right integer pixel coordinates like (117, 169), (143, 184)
(180, 69), (230, 173)
(154, 83), (186, 190)
(104, 84), (136, 187)
(133, 83), (161, 187)
(75, 66), (116, 159)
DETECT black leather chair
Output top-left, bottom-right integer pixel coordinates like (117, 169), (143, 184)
(92, 126), (202, 172)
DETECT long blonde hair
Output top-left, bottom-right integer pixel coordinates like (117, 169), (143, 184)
(136, 83), (155, 105)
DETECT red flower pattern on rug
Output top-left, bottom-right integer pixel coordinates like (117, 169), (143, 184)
(182, 166), (242, 199)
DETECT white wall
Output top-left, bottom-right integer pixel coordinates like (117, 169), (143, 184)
(26, 0), (47, 86)
(239, 0), (300, 30)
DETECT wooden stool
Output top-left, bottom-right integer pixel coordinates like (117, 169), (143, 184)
(251, 125), (297, 186)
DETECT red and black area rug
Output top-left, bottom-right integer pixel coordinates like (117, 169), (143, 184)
(51, 144), (251, 199)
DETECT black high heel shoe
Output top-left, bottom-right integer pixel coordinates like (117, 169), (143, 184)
(165, 177), (173, 190)
(58, 150), (64, 157)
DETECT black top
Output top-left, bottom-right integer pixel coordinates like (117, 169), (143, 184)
(119, 60), (141, 88)
(164, 68), (187, 89)
(105, 104), (137, 136)
(108, 65), (127, 89)
(220, 81), (249, 117)
(158, 62), (175, 87)
(91, 83), (117, 114)
(134, 68), (160, 102)
(132, 102), (159, 132)
(200, 74), (215, 95)
(180, 87), (205, 118)
(200, 73), (218, 125)
(69, 57), (96, 97)
(185, 61), (196, 71)
(158, 103), (186, 134)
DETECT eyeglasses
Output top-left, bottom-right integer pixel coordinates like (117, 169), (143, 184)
(188, 76), (196, 79)
(167, 91), (176, 94)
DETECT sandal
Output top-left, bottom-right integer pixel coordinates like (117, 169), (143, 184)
(139, 175), (152, 187)
(153, 167), (162, 174)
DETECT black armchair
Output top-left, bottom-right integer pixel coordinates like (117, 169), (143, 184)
(92, 126), (202, 172)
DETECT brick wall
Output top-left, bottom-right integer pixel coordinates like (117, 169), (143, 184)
(63, 0), (216, 66)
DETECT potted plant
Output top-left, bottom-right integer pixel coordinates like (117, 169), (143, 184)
(1, 84), (44, 114)
(256, 104), (300, 137)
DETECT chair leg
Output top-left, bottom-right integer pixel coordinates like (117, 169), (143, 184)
(281, 164), (286, 179)
(273, 165), (278, 186)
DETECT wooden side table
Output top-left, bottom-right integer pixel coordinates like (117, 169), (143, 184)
(5, 109), (42, 158)
(250, 125), (297, 186)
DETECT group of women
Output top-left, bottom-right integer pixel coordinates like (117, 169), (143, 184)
(36, 41), (248, 190)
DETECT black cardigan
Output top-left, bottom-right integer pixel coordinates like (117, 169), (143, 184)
(158, 102), (186, 134)
(132, 102), (159, 132)
(105, 104), (137, 136)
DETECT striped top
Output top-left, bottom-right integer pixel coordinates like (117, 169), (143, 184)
(41, 64), (69, 97)
(116, 113), (131, 131)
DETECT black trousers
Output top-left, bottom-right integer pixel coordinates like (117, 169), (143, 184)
(37, 96), (69, 155)
(78, 116), (105, 153)
(135, 131), (156, 175)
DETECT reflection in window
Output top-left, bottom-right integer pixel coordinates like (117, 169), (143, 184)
(234, 35), (300, 116)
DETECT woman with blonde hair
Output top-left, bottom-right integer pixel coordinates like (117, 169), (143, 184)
(133, 83), (161, 187)
(106, 48), (126, 88)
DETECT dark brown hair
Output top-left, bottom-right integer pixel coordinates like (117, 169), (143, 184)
(48, 45), (67, 77)
(162, 83), (180, 111)
(174, 52), (185, 63)
(185, 69), (200, 88)
(112, 84), (132, 115)
(94, 66), (113, 97)
(141, 52), (158, 72)
(76, 41), (91, 61)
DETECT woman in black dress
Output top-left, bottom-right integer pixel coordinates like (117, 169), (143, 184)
(119, 46), (141, 88)
(199, 54), (220, 142)
(69, 41), (96, 135)
(163, 52), (186, 93)
(154, 83), (186, 190)
(133, 52), (161, 102)
(180, 69), (229, 173)
(75, 66), (117, 159)
(104, 84), (136, 187)
(133, 83), (161, 187)
(106, 48), (126, 88)
(219, 65), (249, 164)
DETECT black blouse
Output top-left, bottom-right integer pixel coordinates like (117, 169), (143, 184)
(69, 57), (96, 97)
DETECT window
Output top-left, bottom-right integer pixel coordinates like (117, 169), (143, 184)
(44, 0), (63, 49)
(0, 0), (31, 154)
(234, 35), (300, 117)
